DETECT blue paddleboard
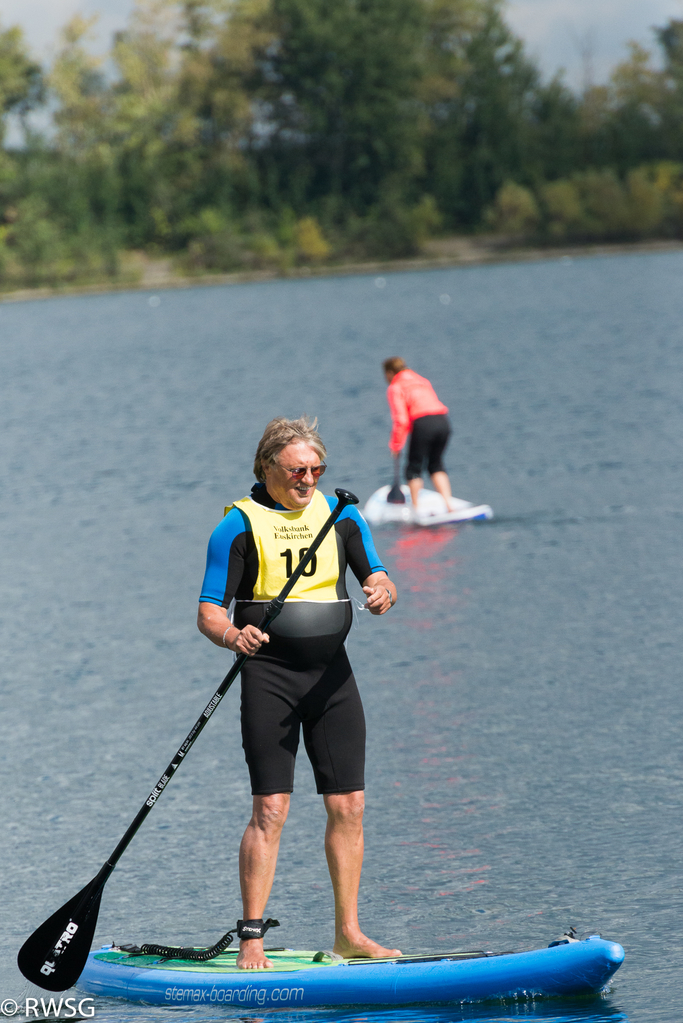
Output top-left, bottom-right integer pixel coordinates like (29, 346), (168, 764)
(79, 936), (624, 1008)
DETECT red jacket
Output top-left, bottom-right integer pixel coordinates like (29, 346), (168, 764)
(386, 369), (448, 453)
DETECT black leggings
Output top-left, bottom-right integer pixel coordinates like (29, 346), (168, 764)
(406, 414), (451, 480)
(240, 648), (366, 795)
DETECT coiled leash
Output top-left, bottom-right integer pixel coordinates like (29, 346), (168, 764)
(118, 918), (280, 962)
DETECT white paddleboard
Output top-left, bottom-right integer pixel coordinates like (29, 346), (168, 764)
(364, 485), (493, 527)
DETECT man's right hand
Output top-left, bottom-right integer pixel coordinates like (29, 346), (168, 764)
(197, 601), (270, 653)
(230, 624), (269, 656)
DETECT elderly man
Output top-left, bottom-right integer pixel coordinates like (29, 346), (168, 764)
(197, 416), (400, 970)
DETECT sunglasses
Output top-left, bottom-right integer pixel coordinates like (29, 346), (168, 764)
(277, 462), (327, 479)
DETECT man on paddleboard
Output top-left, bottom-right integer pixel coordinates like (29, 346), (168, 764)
(198, 416), (400, 970)
(383, 357), (457, 514)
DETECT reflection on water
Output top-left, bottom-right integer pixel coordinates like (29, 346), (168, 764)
(54, 994), (628, 1023)
(388, 527), (459, 587)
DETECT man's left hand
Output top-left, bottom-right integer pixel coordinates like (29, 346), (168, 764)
(363, 584), (393, 614)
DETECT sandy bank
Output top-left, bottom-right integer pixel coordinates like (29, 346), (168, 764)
(1, 236), (681, 305)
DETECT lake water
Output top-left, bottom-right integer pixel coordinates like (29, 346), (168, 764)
(1, 251), (682, 1023)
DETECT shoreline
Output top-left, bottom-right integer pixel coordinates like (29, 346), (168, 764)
(1, 237), (681, 305)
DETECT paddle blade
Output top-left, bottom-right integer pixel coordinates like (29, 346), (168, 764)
(18, 879), (104, 991)
(387, 484), (406, 504)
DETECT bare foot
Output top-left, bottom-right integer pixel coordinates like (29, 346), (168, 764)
(334, 930), (402, 959)
(236, 939), (273, 970)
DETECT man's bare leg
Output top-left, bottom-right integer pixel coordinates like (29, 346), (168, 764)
(324, 792), (402, 959)
(430, 470), (457, 511)
(237, 793), (290, 969)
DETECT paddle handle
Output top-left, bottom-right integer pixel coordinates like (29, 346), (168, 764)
(104, 488), (358, 872)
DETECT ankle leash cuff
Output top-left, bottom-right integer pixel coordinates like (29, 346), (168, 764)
(237, 918), (280, 941)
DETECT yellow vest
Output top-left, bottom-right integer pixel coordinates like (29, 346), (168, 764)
(225, 489), (341, 602)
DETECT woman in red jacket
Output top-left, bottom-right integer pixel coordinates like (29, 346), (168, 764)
(383, 356), (457, 513)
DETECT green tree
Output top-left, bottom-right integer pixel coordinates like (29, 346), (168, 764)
(486, 180), (539, 236)
(655, 21), (683, 160)
(580, 42), (666, 170)
(421, 0), (574, 227)
(245, 0), (425, 215)
(0, 23), (42, 139)
(530, 75), (580, 181)
(42, 16), (121, 245)
(49, 15), (108, 152)
(539, 178), (583, 238)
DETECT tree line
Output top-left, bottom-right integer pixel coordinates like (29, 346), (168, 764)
(1, 0), (683, 287)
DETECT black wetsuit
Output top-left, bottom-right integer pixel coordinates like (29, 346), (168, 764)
(406, 415), (451, 480)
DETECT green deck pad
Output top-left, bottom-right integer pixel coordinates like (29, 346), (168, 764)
(95, 949), (345, 974)
(95, 948), (489, 975)
(345, 950), (487, 965)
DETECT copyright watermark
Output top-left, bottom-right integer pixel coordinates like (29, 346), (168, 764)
(1, 998), (94, 1018)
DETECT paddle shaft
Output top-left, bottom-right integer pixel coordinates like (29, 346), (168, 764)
(19, 487), (358, 987)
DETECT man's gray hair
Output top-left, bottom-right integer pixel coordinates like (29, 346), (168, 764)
(253, 416), (327, 482)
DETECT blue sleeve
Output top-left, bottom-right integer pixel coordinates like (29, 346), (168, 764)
(199, 508), (251, 606)
(326, 496), (386, 576)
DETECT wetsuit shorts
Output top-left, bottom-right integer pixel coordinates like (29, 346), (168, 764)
(406, 414), (451, 479)
(240, 647), (366, 795)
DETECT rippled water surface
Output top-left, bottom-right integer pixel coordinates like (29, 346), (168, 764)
(2, 251), (683, 1022)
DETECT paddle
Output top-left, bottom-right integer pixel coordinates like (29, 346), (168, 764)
(18, 487), (359, 992)
(386, 454), (405, 504)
